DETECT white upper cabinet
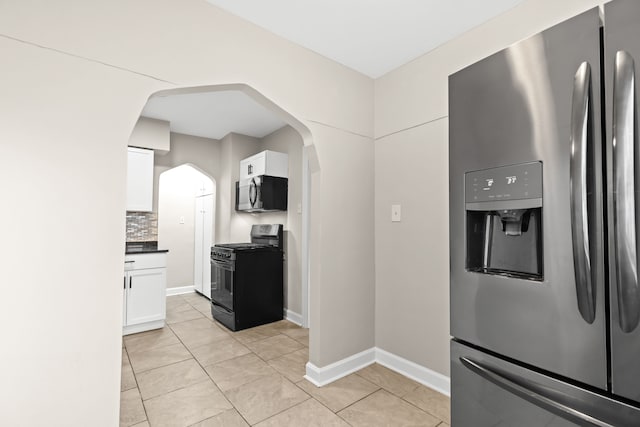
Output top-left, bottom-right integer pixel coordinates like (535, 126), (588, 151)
(195, 179), (214, 197)
(240, 150), (288, 180)
(126, 147), (154, 212)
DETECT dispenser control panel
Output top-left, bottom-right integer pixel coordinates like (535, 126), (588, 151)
(465, 162), (542, 203)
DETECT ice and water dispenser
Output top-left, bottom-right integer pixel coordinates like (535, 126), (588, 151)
(465, 162), (543, 280)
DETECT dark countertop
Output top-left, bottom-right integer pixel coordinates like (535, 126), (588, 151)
(125, 241), (169, 254)
(125, 248), (169, 254)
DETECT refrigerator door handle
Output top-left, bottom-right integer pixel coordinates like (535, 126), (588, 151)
(613, 50), (640, 333)
(570, 62), (596, 324)
(460, 357), (614, 427)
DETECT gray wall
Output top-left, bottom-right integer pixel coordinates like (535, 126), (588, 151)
(154, 133), (221, 289)
(157, 165), (213, 288)
(252, 126), (304, 316)
(222, 133), (263, 242)
(216, 128), (304, 316)
(154, 132), (222, 213)
(308, 122), (375, 366)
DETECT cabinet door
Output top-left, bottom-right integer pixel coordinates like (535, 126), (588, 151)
(240, 152), (266, 180)
(264, 150), (288, 178)
(123, 274), (128, 326)
(126, 147), (154, 211)
(126, 268), (166, 326)
(240, 151), (288, 180)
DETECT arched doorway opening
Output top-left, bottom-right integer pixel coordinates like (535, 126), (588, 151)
(158, 164), (216, 298)
(143, 83), (316, 328)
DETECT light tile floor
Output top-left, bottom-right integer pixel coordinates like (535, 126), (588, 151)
(121, 293), (450, 427)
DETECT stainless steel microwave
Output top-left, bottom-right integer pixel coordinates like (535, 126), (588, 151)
(235, 175), (288, 212)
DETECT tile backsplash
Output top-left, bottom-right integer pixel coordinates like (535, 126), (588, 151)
(126, 211), (158, 242)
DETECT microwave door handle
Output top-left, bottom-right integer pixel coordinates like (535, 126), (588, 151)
(570, 61), (596, 324)
(249, 178), (258, 207)
(613, 50), (640, 333)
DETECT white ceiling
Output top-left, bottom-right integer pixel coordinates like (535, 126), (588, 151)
(142, 1), (524, 139)
(205, 0), (524, 78)
(141, 90), (286, 140)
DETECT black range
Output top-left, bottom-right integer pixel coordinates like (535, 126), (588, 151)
(210, 224), (284, 331)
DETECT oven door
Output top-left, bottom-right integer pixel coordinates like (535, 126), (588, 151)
(210, 257), (234, 311)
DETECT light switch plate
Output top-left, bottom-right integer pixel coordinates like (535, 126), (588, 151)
(391, 204), (401, 222)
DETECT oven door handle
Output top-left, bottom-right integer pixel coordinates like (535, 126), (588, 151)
(212, 300), (233, 314)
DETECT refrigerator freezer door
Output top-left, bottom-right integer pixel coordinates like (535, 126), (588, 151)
(449, 8), (607, 388)
(605, 0), (640, 403)
(451, 341), (640, 427)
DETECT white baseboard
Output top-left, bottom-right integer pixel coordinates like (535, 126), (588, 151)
(123, 320), (165, 336)
(303, 346), (450, 396)
(166, 285), (195, 296)
(284, 309), (303, 326)
(375, 348), (450, 396)
(304, 348), (376, 387)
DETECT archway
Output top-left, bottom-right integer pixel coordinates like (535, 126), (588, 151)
(145, 83), (316, 328)
(158, 164), (216, 298)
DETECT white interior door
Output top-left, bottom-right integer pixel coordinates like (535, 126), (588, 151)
(194, 194), (214, 298)
(194, 196), (204, 294)
(201, 194), (213, 299)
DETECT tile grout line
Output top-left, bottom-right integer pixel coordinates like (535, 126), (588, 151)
(187, 292), (341, 425)
(144, 294), (448, 425)
(122, 346), (151, 427)
(249, 395), (314, 426)
(125, 293), (316, 426)
(174, 293), (283, 427)
(290, 382), (360, 426)
(140, 294), (232, 425)
(351, 370), (448, 425)
(332, 380), (382, 416)
(399, 391), (448, 425)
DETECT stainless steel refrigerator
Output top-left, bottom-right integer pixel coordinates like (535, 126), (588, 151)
(449, 1), (640, 425)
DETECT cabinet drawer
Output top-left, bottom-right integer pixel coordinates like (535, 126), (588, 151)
(125, 252), (166, 270)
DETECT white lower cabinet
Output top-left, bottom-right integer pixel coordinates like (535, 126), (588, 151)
(123, 252), (167, 335)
